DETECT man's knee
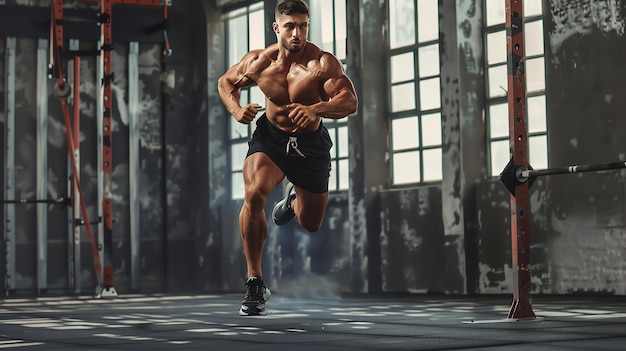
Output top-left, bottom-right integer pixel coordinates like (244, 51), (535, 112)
(298, 217), (323, 233)
(245, 189), (268, 212)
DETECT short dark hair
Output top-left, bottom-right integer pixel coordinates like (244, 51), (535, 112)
(275, 0), (310, 19)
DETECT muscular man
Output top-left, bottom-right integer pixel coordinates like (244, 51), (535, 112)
(217, 0), (358, 316)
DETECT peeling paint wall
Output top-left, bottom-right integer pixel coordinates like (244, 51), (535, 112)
(380, 187), (446, 293)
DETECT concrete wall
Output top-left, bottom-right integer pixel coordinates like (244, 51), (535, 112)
(1, 0), (625, 297)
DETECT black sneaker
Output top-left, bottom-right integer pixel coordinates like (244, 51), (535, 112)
(239, 277), (271, 316)
(272, 182), (296, 225)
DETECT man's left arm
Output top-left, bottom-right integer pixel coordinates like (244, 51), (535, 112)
(287, 53), (357, 125)
(315, 53), (358, 119)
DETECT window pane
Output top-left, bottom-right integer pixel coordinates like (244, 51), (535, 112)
(421, 112), (442, 146)
(524, 1), (542, 17)
(239, 89), (249, 105)
(490, 140), (510, 177)
(488, 64), (507, 97)
(335, 0), (347, 60)
(328, 161), (337, 192)
(526, 57), (546, 92)
(390, 52), (415, 83)
(231, 142), (248, 172)
(337, 126), (349, 157)
(232, 172), (244, 199)
(525, 20), (544, 57)
(417, 0), (439, 42)
(392, 117), (420, 150)
(418, 44), (439, 78)
(250, 85), (264, 107)
(228, 15), (248, 66)
(231, 117), (249, 139)
(489, 103), (509, 138)
(393, 151), (421, 184)
(486, 30), (506, 64)
(390, 0), (415, 48)
(527, 95), (547, 133)
(391, 83), (416, 112)
(320, 3), (335, 53)
(485, 0), (505, 26)
(422, 148), (442, 181)
(529, 135), (548, 169)
(419, 77), (440, 110)
(249, 8), (265, 50)
(308, 0), (324, 49)
(328, 126), (337, 156)
(338, 159), (349, 190)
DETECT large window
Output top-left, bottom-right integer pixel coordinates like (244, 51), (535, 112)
(387, 0), (442, 185)
(309, 0), (349, 192)
(225, 3), (265, 199)
(485, 0), (547, 176)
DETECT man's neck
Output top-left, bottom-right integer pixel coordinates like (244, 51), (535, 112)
(277, 43), (307, 64)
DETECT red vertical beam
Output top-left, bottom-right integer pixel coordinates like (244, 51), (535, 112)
(100, 0), (114, 290)
(506, 0), (536, 320)
(52, 0), (64, 55)
(72, 55), (81, 292)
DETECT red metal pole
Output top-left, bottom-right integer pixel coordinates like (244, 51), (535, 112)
(97, 0), (165, 294)
(506, 0), (536, 320)
(100, 0), (115, 291)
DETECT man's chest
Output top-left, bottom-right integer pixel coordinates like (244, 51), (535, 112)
(254, 61), (325, 103)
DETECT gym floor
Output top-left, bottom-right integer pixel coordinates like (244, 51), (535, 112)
(1, 293), (625, 350)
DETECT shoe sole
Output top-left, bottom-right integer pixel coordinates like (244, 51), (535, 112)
(239, 288), (271, 316)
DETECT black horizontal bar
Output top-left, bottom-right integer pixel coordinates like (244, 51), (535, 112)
(2, 196), (69, 205)
(522, 162), (626, 178)
(0, 5), (179, 44)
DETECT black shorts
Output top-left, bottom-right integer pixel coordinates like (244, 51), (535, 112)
(247, 114), (333, 193)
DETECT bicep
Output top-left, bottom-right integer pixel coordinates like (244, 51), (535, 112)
(222, 52), (260, 88)
(319, 53), (355, 98)
(323, 75), (356, 99)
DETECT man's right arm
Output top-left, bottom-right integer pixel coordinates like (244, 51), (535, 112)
(217, 51), (262, 124)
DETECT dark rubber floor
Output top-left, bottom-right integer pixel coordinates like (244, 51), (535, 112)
(1, 293), (625, 350)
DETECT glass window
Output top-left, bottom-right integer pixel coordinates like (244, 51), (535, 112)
(392, 117), (420, 150)
(225, 2), (265, 199)
(484, 2), (548, 176)
(388, 0), (442, 185)
(390, 52), (415, 83)
(418, 44), (439, 77)
(391, 83), (417, 112)
(393, 151), (421, 184)
(309, 0), (350, 192)
(421, 112), (442, 147)
(389, 0), (416, 49)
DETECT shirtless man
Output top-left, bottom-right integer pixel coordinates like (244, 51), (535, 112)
(217, 0), (358, 316)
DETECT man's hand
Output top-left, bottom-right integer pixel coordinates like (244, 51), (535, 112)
(234, 103), (262, 124)
(287, 103), (317, 129)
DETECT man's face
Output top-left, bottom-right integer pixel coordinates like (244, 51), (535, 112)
(273, 13), (309, 53)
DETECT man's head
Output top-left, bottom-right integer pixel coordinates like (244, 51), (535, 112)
(273, 0), (310, 53)
(275, 0), (309, 19)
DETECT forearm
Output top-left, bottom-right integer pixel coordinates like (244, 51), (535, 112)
(311, 90), (358, 119)
(217, 78), (242, 116)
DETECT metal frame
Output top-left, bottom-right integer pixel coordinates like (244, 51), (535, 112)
(49, 0), (170, 298)
(4, 37), (17, 294)
(505, 0), (536, 320)
(128, 41), (140, 291)
(67, 38), (81, 293)
(36, 38), (49, 293)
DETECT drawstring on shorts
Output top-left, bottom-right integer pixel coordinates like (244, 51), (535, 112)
(286, 136), (306, 158)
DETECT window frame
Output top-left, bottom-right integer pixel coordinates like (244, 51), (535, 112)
(387, 0), (443, 186)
